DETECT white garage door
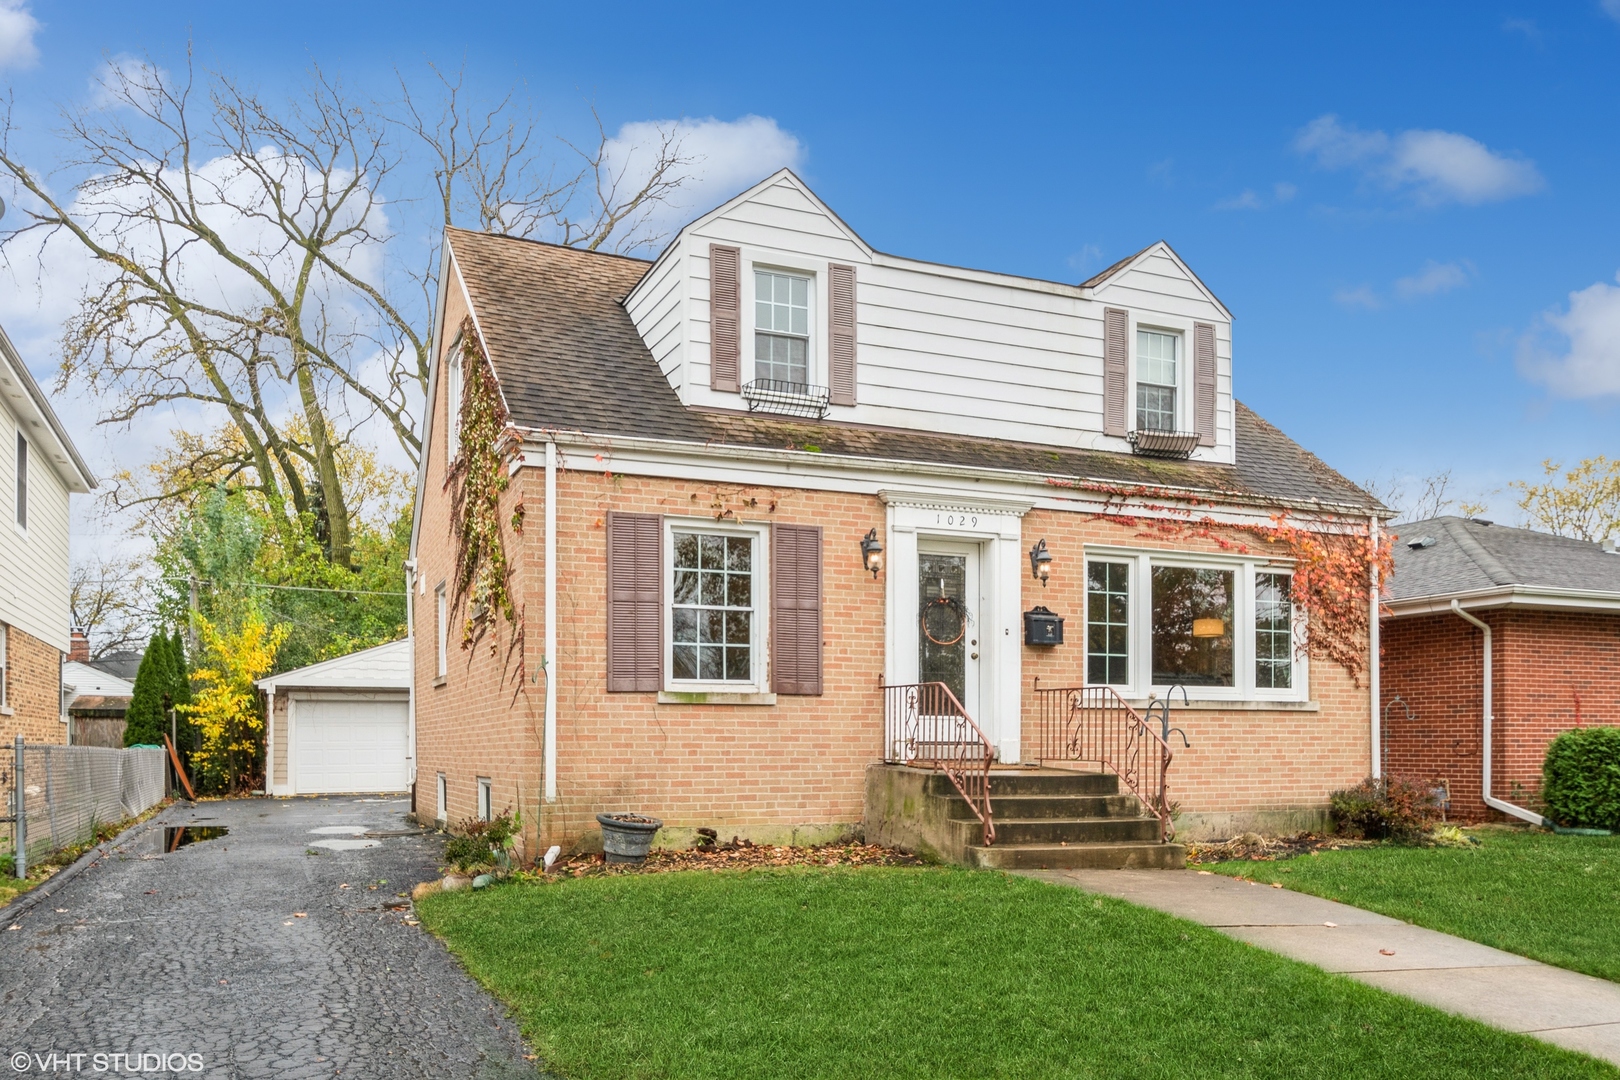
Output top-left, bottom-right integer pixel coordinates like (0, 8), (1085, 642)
(293, 697), (409, 794)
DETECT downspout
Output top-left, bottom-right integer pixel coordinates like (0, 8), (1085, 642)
(544, 440), (558, 803)
(1369, 516), (1381, 780)
(404, 557), (418, 807)
(1450, 600), (1545, 825)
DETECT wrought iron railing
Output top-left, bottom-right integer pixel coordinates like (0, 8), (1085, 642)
(882, 681), (996, 845)
(1032, 681), (1176, 841)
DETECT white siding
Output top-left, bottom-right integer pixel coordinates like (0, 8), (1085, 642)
(0, 385), (73, 651)
(624, 172), (1236, 465)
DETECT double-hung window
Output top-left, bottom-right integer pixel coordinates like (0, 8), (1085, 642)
(445, 341), (464, 460)
(434, 583), (448, 679)
(754, 270), (811, 387)
(669, 526), (761, 686)
(1136, 330), (1178, 432)
(1083, 552), (1303, 699)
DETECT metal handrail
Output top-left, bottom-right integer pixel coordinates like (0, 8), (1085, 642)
(882, 681), (996, 845)
(1032, 681), (1176, 841)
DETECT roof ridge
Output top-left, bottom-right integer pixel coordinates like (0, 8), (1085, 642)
(446, 226), (654, 265)
(1441, 517), (1517, 586)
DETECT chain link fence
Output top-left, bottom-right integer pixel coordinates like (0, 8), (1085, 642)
(4, 742), (167, 872)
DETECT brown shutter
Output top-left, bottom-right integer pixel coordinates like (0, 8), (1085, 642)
(1193, 322), (1217, 446)
(827, 264), (857, 406)
(1103, 307), (1129, 437)
(607, 512), (662, 692)
(709, 244), (741, 392)
(771, 525), (823, 695)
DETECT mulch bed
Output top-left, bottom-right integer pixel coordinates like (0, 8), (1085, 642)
(554, 839), (924, 878)
(1185, 832), (1376, 865)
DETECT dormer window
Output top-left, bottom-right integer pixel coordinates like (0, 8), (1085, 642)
(1136, 329), (1179, 433)
(754, 270), (811, 386)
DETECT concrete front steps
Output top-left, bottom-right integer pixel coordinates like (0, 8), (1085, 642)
(864, 764), (1186, 870)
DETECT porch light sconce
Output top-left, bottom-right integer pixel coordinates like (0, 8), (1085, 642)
(1192, 618), (1226, 638)
(1029, 538), (1053, 586)
(860, 528), (884, 578)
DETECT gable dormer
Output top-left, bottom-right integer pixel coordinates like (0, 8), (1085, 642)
(624, 172), (1235, 465)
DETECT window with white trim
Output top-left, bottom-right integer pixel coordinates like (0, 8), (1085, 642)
(436, 772), (447, 824)
(1136, 329), (1179, 432)
(445, 339), (464, 461)
(476, 777), (492, 822)
(1082, 551), (1303, 699)
(15, 433), (28, 530)
(0, 623), (8, 709)
(666, 521), (765, 690)
(434, 583), (448, 678)
(754, 270), (811, 386)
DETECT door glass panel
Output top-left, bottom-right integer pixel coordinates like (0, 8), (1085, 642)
(919, 553), (968, 704)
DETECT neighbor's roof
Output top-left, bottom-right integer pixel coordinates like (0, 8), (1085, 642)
(86, 650), (144, 682)
(1388, 516), (1620, 613)
(445, 228), (1382, 515)
(257, 639), (411, 694)
(0, 321), (95, 493)
(62, 660), (134, 700)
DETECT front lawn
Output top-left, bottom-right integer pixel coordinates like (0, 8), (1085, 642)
(417, 867), (1614, 1078)
(1210, 829), (1620, 982)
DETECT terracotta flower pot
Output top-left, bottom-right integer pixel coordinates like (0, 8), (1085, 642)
(597, 812), (663, 864)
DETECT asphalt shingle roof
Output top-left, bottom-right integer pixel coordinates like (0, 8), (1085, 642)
(447, 228), (1381, 513)
(1389, 515), (1620, 601)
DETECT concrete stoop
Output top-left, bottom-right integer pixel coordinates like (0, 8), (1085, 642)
(864, 764), (1186, 869)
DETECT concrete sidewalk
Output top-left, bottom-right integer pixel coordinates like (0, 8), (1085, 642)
(1020, 867), (1620, 1067)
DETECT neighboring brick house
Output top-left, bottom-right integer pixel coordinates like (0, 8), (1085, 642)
(1382, 515), (1620, 823)
(0, 323), (96, 747)
(408, 170), (1390, 862)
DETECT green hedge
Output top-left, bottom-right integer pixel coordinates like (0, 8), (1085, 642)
(1543, 726), (1620, 830)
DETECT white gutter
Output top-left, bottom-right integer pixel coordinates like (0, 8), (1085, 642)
(1450, 600), (1544, 825)
(1387, 585), (1620, 617)
(1369, 515), (1381, 780)
(405, 557), (417, 796)
(544, 440), (558, 802)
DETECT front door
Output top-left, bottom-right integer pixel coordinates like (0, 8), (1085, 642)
(917, 541), (982, 720)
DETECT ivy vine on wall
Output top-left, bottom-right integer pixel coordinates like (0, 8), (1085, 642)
(1047, 477), (1395, 686)
(447, 317), (520, 652)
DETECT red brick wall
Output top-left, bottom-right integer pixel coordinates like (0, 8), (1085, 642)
(1381, 608), (1620, 821)
(2, 624), (68, 746)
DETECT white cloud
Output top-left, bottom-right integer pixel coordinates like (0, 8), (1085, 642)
(1518, 272), (1620, 398)
(601, 115), (805, 242)
(1295, 114), (1544, 205)
(1334, 285), (1382, 310)
(1066, 243), (1104, 273)
(1273, 181), (1298, 203)
(1216, 189), (1264, 211)
(1604, 0), (1620, 24)
(1394, 260), (1472, 299)
(0, 0), (39, 69)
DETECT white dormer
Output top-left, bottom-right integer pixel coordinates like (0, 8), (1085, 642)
(624, 171), (1235, 465)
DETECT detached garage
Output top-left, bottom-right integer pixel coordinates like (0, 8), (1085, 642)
(259, 640), (412, 796)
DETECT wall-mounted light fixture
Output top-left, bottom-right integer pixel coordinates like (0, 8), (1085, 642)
(860, 528), (884, 578)
(1029, 538), (1053, 586)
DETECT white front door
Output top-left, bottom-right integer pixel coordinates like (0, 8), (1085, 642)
(292, 697), (410, 794)
(917, 540), (983, 721)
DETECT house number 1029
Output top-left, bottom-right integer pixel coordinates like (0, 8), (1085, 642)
(936, 513), (979, 527)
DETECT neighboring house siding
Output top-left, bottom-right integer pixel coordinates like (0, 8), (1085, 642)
(0, 394), (73, 652)
(1, 624), (67, 745)
(1381, 609), (1620, 821)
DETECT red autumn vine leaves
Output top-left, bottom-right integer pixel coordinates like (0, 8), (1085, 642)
(1048, 477), (1394, 685)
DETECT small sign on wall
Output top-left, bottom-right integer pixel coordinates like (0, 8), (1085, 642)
(1023, 606), (1065, 646)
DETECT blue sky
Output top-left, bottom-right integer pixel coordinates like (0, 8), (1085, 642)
(4, 0), (1620, 530)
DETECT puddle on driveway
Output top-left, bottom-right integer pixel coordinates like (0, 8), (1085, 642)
(164, 826), (228, 851)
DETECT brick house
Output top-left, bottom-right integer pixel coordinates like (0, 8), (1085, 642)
(408, 170), (1389, 866)
(1382, 515), (1620, 823)
(0, 322), (96, 746)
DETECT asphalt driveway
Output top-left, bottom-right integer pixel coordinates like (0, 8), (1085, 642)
(0, 796), (540, 1079)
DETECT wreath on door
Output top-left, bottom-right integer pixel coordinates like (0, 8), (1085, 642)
(921, 594), (969, 647)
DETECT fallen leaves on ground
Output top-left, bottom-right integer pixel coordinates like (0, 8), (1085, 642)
(553, 840), (923, 878)
(1186, 832), (1375, 864)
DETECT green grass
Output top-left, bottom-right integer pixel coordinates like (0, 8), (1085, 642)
(1210, 829), (1620, 982)
(417, 867), (1615, 1079)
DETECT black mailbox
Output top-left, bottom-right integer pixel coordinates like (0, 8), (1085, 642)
(1023, 605), (1065, 646)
